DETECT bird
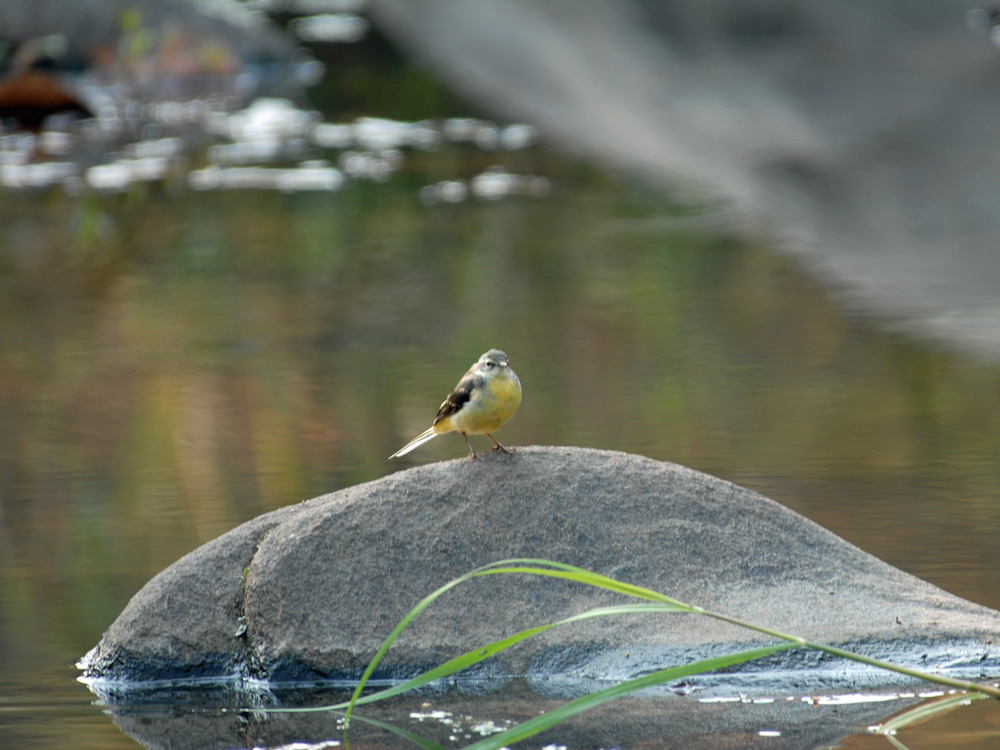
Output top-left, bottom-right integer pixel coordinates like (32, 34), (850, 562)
(390, 349), (522, 460)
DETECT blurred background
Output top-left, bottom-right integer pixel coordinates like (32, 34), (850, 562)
(1, 1), (999, 748)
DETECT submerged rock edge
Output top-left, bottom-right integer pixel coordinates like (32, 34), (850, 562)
(78, 634), (1000, 698)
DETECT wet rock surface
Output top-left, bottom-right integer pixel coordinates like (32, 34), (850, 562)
(81, 447), (1000, 689)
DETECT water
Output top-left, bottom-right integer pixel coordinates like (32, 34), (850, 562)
(2, 10), (1000, 750)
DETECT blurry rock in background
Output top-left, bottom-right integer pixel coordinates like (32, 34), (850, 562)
(0, 0), (543, 201)
(0, 0), (319, 183)
(368, 0), (1000, 362)
(7, 0), (999, 361)
(0, 0), (315, 113)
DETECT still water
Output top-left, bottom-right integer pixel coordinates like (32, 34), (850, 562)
(2, 25), (1000, 750)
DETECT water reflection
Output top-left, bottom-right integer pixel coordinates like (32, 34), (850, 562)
(2, 4), (1000, 750)
(0, 91), (543, 196)
(78, 679), (967, 750)
(3, 165), (999, 637)
(5, 168), (998, 598)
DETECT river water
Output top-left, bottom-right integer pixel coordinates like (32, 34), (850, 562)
(1, 6), (999, 750)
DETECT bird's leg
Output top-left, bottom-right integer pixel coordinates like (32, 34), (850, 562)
(486, 433), (514, 453)
(462, 433), (478, 460)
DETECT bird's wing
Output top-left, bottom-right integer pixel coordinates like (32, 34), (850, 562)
(432, 371), (480, 426)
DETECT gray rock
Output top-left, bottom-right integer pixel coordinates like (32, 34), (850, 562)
(368, 0), (1000, 360)
(81, 447), (1000, 690)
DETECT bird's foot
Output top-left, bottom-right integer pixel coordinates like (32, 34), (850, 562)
(462, 433), (479, 460)
(486, 434), (515, 454)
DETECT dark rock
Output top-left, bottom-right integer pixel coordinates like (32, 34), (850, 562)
(0, 0), (294, 74)
(81, 447), (1000, 690)
(0, 0), (312, 112)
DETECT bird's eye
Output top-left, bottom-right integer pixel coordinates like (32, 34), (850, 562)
(485, 361), (494, 368)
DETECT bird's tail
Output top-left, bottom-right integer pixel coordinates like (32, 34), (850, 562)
(389, 426), (440, 458)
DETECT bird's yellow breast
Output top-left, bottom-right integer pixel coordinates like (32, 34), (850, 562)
(487, 373), (522, 418)
(446, 370), (521, 435)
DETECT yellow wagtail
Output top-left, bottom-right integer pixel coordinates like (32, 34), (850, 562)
(390, 349), (522, 460)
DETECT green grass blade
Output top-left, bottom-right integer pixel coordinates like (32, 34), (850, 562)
(346, 557), (1000, 723)
(343, 561), (506, 720)
(346, 712), (448, 750)
(467, 559), (690, 607)
(481, 563), (1000, 699)
(268, 604), (683, 715)
(876, 691), (987, 735)
(462, 643), (797, 750)
(791, 642), (1000, 698)
(345, 559), (694, 719)
(343, 603), (684, 710)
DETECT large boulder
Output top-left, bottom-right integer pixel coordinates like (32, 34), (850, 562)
(80, 447), (1000, 691)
